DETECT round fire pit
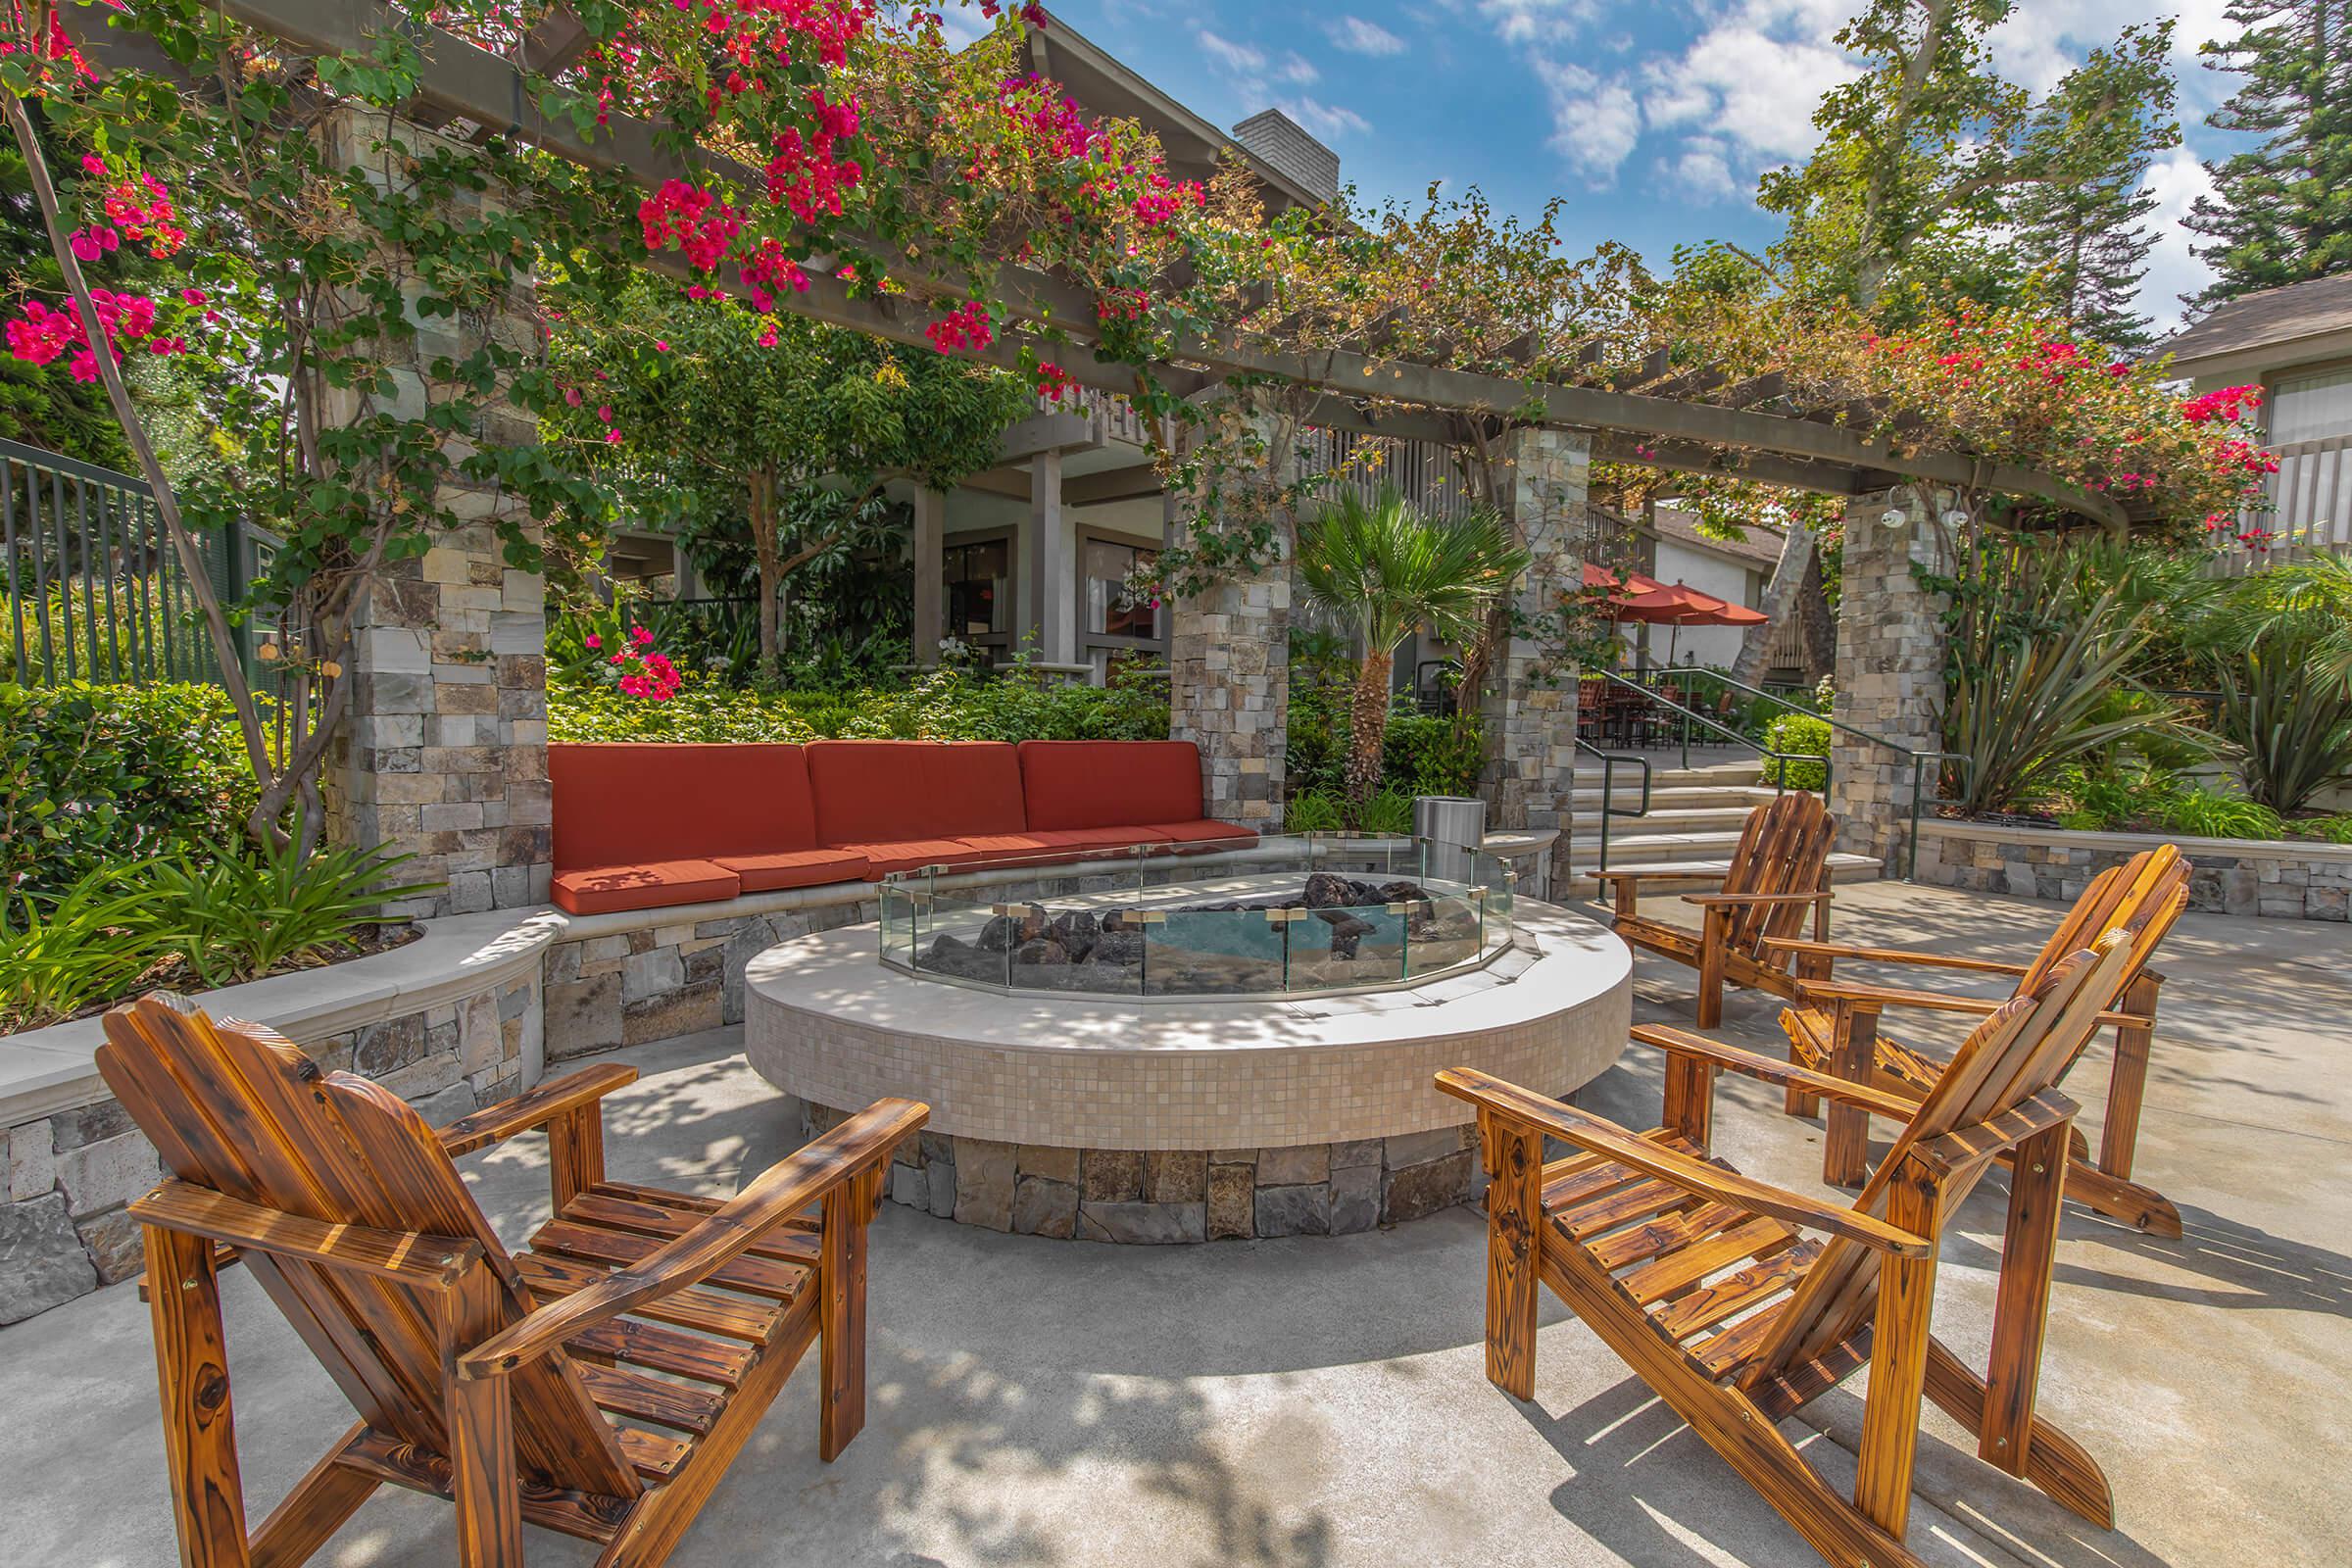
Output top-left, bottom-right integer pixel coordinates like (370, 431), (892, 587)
(744, 834), (1630, 1244)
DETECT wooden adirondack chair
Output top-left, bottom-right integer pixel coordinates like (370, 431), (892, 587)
(1762, 845), (2188, 1235)
(98, 995), (926, 1568)
(1593, 791), (1838, 1028)
(1439, 931), (2135, 1568)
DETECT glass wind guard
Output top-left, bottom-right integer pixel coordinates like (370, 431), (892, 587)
(1009, 906), (1142, 995)
(1141, 907), (1287, 996)
(1406, 893), (1483, 977)
(909, 894), (1018, 988)
(1288, 904), (1408, 991)
(879, 884), (916, 969)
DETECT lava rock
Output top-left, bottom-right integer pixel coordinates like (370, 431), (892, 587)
(1012, 937), (1071, 967)
(1302, 871), (1355, 908)
(1089, 929), (1145, 966)
(1048, 910), (1100, 960)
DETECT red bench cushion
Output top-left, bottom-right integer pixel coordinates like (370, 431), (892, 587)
(833, 839), (998, 878)
(805, 740), (1028, 846)
(553, 859), (741, 915)
(1017, 740), (1205, 831)
(710, 848), (872, 892)
(1148, 820), (1260, 847)
(550, 743), (820, 869)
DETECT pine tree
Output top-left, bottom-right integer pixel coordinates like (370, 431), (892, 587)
(2184, 0), (2352, 308)
(2015, 157), (2165, 352)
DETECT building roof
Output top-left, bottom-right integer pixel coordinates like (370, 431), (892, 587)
(1648, 507), (1784, 570)
(2164, 273), (2352, 374)
(1020, 14), (1330, 213)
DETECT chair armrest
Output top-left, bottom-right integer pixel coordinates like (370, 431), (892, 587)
(1799, 981), (2141, 1031)
(129, 1180), (483, 1288)
(1679, 890), (1834, 907)
(1434, 1067), (1930, 1257)
(1756, 937), (2028, 975)
(437, 1063), (638, 1158)
(1911, 1089), (2078, 1173)
(1629, 1025), (1922, 1122)
(460, 1097), (928, 1380)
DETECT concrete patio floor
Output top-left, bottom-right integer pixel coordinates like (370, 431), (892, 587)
(4, 880), (2346, 1567)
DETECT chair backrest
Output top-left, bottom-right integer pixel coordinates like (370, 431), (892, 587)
(1746, 931), (2135, 1384)
(1719, 792), (1837, 963)
(97, 996), (642, 1499)
(2017, 844), (2189, 996)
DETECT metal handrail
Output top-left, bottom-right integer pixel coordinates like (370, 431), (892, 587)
(1642, 666), (1958, 881)
(1590, 670), (1815, 783)
(1573, 736), (1651, 874)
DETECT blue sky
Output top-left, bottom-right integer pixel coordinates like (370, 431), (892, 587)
(980, 1), (2248, 334)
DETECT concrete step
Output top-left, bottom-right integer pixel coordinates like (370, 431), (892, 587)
(1564, 829), (1751, 869)
(1568, 806), (1760, 842)
(1572, 760), (1767, 791)
(1562, 851), (1882, 893)
(1570, 784), (1782, 812)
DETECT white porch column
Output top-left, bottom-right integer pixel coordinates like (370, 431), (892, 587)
(1027, 450), (1076, 664)
(910, 485), (946, 659)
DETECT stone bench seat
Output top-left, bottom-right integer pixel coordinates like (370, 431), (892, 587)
(549, 738), (1254, 915)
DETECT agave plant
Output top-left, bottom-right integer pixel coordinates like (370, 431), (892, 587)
(1294, 489), (1528, 818)
(2209, 639), (2352, 815)
(1942, 539), (2186, 815)
(0, 868), (170, 1033)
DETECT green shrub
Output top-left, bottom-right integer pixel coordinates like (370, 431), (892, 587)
(2051, 762), (2184, 832)
(1359, 786), (1416, 835)
(1381, 712), (1485, 797)
(1284, 682), (1347, 798)
(0, 867), (171, 1033)
(0, 681), (259, 899)
(2162, 790), (2284, 842)
(2288, 814), (2352, 845)
(1759, 712), (1831, 791)
(1284, 790), (1344, 832)
(548, 663), (1169, 746)
(152, 832), (439, 989)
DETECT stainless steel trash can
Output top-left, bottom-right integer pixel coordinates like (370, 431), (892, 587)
(1413, 796), (1486, 885)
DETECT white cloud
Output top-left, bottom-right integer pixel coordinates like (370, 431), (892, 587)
(1670, 139), (1739, 200)
(934, 4), (991, 48)
(1544, 65), (1642, 183)
(1279, 52), (1321, 86)
(1200, 31), (1266, 75)
(2139, 144), (2218, 336)
(1327, 17), (1406, 56)
(1282, 97), (1374, 140)
(1478, 0), (1605, 49)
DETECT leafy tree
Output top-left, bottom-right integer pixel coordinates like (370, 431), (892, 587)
(0, 103), (128, 465)
(1293, 489), (1525, 815)
(2184, 0), (2352, 307)
(548, 278), (1027, 681)
(1762, 3), (2179, 323)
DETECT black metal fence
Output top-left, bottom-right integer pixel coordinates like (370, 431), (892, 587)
(0, 438), (270, 689)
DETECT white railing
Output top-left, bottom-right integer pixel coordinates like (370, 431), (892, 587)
(2217, 433), (2352, 573)
(1298, 427), (1478, 520)
(1036, 384), (1152, 448)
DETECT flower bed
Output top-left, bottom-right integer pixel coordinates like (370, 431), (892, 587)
(547, 664), (1168, 745)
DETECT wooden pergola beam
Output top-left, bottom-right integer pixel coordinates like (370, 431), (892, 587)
(126, 0), (2129, 525)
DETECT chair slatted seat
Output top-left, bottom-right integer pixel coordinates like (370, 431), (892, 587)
(100, 995), (924, 1567)
(1594, 792), (1838, 1027)
(1766, 845), (2189, 1234)
(1441, 930), (2137, 1568)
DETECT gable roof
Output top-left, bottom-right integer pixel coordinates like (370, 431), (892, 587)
(1649, 506), (1784, 570)
(2164, 273), (2352, 372)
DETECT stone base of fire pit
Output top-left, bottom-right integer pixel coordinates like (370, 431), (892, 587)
(744, 885), (1632, 1244)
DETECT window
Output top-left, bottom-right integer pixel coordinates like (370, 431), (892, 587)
(943, 534), (1011, 654)
(2271, 368), (2352, 447)
(1082, 537), (1159, 641)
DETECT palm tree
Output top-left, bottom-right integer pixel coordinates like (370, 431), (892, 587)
(1294, 488), (1528, 816)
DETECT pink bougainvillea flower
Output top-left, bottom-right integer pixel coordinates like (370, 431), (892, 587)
(585, 633), (603, 649)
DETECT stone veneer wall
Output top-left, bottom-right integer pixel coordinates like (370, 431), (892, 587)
(1830, 488), (1949, 867)
(1167, 402), (1291, 833)
(543, 902), (877, 1061)
(321, 108), (551, 920)
(1485, 427), (1590, 832)
(0, 967), (536, 1324)
(1917, 821), (2352, 920)
(806, 1102), (1481, 1242)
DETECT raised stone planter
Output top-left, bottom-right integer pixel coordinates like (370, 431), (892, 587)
(1914, 818), (2352, 921)
(0, 907), (555, 1323)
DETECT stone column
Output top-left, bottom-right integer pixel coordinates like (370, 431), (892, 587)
(1484, 426), (1591, 833)
(1168, 401), (1290, 830)
(910, 485), (946, 659)
(1830, 487), (1950, 868)
(320, 109), (550, 918)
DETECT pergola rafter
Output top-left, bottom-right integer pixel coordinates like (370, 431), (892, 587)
(85, 0), (2128, 523)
